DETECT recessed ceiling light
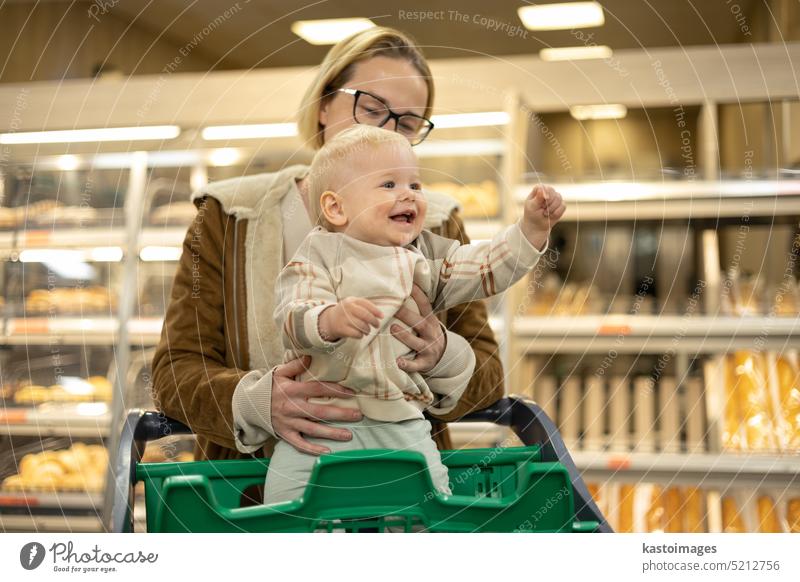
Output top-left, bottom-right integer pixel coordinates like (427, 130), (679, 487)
(291, 18), (375, 45)
(201, 123), (298, 141)
(0, 125), (180, 144)
(431, 111), (510, 129)
(56, 154), (81, 171)
(140, 246), (183, 262)
(570, 104), (627, 120)
(208, 148), (242, 167)
(540, 45), (613, 61)
(89, 247), (124, 262)
(518, 2), (605, 31)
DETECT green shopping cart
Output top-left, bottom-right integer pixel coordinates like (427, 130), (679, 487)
(111, 396), (612, 533)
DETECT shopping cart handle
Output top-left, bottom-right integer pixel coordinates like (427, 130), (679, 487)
(453, 397), (514, 425)
(447, 396), (613, 532)
(110, 410), (192, 533)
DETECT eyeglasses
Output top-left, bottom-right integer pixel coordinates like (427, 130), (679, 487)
(336, 88), (434, 146)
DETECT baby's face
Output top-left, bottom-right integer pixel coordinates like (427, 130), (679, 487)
(336, 143), (427, 247)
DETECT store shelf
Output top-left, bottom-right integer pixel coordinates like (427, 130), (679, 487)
(0, 403), (110, 437)
(2, 316), (163, 346)
(571, 451), (800, 490)
(0, 489), (103, 532)
(10, 227), (125, 250)
(0, 514), (102, 532)
(514, 180), (800, 221)
(514, 315), (800, 353)
(0, 226), (187, 256)
(139, 226), (186, 249)
(0, 490), (103, 510)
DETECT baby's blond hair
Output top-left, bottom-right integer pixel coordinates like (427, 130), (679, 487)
(306, 125), (412, 228)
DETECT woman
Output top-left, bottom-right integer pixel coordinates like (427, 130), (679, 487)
(151, 27), (505, 461)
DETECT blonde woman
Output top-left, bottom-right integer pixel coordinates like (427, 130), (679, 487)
(152, 27), (506, 462)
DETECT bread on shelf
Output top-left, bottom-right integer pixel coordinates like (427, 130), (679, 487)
(723, 351), (779, 452)
(1, 443), (108, 493)
(24, 286), (117, 315)
(12, 376), (113, 404)
(426, 181), (499, 218)
(788, 498), (800, 533)
(774, 355), (800, 450)
(721, 496), (747, 533)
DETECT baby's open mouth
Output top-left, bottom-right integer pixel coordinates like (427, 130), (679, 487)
(389, 210), (417, 224)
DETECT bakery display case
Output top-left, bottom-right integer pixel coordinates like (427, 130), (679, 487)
(0, 160), (131, 531)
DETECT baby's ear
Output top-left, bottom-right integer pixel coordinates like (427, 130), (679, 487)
(320, 190), (347, 227)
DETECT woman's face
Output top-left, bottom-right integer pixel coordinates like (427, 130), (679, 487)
(319, 56), (429, 145)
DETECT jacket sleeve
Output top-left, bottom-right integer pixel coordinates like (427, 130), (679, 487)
(151, 197), (248, 450)
(426, 210), (509, 422)
(424, 328), (476, 416)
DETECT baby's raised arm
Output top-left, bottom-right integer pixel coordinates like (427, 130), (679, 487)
(427, 184), (565, 312)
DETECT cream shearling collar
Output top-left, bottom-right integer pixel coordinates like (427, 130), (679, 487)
(190, 165), (460, 228)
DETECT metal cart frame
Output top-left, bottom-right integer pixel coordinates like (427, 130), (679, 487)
(110, 396), (613, 533)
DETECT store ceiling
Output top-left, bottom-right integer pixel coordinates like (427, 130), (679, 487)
(109, 0), (759, 70)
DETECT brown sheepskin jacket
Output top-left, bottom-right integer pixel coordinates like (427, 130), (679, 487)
(151, 169), (505, 461)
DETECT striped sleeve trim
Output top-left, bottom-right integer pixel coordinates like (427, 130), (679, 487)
(303, 303), (343, 349)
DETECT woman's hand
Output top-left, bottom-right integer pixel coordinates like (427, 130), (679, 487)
(271, 355), (363, 455)
(391, 284), (446, 374)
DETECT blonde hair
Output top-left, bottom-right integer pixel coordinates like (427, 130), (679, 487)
(307, 125), (412, 228)
(297, 27), (434, 150)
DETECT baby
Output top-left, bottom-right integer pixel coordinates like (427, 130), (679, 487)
(264, 125), (565, 505)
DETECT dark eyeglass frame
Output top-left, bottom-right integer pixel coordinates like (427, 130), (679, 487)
(336, 88), (434, 145)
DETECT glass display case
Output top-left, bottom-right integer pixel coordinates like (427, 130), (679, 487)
(508, 99), (800, 532)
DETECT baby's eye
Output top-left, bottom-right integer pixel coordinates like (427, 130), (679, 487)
(410, 182), (422, 191)
(382, 180), (396, 189)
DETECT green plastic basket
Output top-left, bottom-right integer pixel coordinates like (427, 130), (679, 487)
(136, 444), (600, 533)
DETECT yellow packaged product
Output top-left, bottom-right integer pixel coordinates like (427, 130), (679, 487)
(645, 486), (665, 532)
(684, 488), (706, 533)
(775, 356), (800, 450)
(618, 484), (635, 533)
(788, 499), (800, 533)
(721, 496), (746, 533)
(663, 487), (684, 533)
(727, 351), (779, 451)
(756, 495), (782, 533)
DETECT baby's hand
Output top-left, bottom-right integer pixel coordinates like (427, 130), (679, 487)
(521, 184), (566, 250)
(318, 297), (382, 342)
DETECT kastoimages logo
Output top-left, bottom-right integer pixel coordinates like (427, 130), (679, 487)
(20, 542), (46, 570)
